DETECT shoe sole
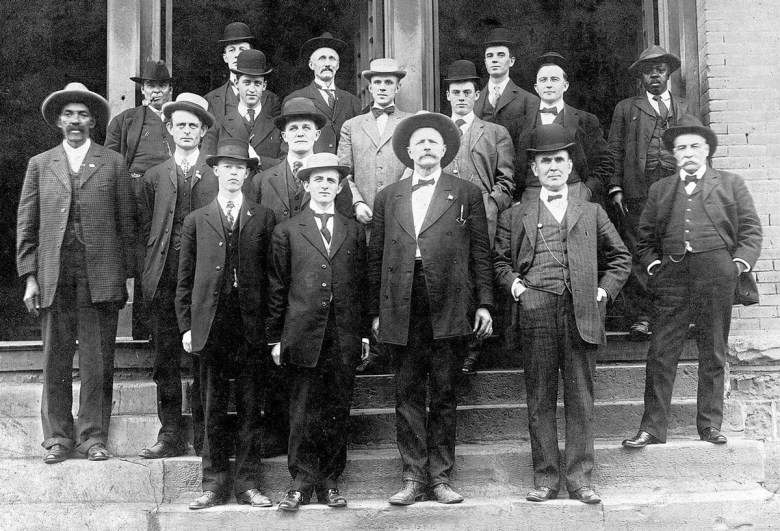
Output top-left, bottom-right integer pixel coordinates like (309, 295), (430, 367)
(389, 495), (426, 506)
(277, 504), (300, 512)
(44, 456), (68, 464)
(435, 498), (464, 504)
(88, 454), (110, 461)
(189, 502), (224, 510)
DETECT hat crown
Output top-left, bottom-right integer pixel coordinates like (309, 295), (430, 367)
(136, 60), (171, 82)
(281, 97), (318, 116)
(533, 51), (568, 75)
(41, 82), (110, 130)
(62, 82), (90, 93)
(368, 58), (401, 73)
(222, 22), (255, 42)
(444, 60), (480, 81)
(630, 45), (681, 74)
(306, 152), (341, 169)
(483, 27), (516, 46)
(528, 124), (576, 153)
(234, 49), (270, 74)
(172, 92), (208, 112)
(214, 138), (251, 159)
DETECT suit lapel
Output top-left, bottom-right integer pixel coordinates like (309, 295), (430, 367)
(378, 113), (401, 148)
(360, 113), (381, 147)
(702, 167), (719, 200)
(562, 104), (579, 141)
(635, 95), (657, 119)
(238, 201), (256, 236)
(299, 209), (330, 259)
(251, 114), (275, 144)
(205, 199), (226, 238)
(269, 165), (291, 210)
(192, 159), (209, 190)
(80, 143), (104, 184)
(329, 212), (348, 257)
(224, 113), (246, 140)
(495, 80), (519, 114)
(308, 82), (333, 118)
(392, 179), (416, 239)
(50, 145), (71, 192)
(166, 158), (178, 188)
(566, 196), (584, 233)
(420, 175), (457, 234)
(522, 202), (540, 251)
(469, 118), (485, 152)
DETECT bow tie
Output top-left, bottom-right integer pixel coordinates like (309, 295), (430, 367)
(411, 178), (435, 192)
(547, 194), (563, 202)
(372, 106), (395, 117)
(683, 174), (699, 185)
(540, 107), (559, 115)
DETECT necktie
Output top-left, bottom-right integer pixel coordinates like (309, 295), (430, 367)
(455, 118), (466, 137)
(226, 201), (235, 228)
(547, 194), (563, 202)
(292, 160), (304, 193)
(314, 212), (332, 243)
(489, 86), (501, 107)
(371, 106), (395, 117)
(539, 107), (558, 115)
(653, 95), (669, 122)
(246, 108), (256, 127)
(180, 158), (190, 174)
(412, 178), (435, 192)
(684, 173), (698, 185)
(323, 88), (335, 108)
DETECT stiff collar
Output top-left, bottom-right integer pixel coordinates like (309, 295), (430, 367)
(451, 111), (475, 128)
(217, 192), (244, 213)
(488, 77), (510, 94)
(679, 165), (706, 181)
(412, 168), (441, 186)
(174, 149), (199, 168)
(539, 185), (569, 203)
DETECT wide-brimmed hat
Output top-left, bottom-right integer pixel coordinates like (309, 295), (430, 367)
(205, 138), (259, 169)
(162, 93), (215, 128)
(219, 22), (256, 46)
(41, 82), (110, 129)
(629, 45), (681, 76)
(662, 115), (718, 157)
(392, 111), (461, 169)
(296, 152), (350, 181)
(300, 32), (348, 60)
(130, 60), (172, 84)
(273, 97), (328, 130)
(443, 60), (482, 87)
(526, 124), (576, 155)
(230, 49), (273, 77)
(361, 58), (406, 81)
(532, 51), (569, 77)
(483, 27), (516, 48)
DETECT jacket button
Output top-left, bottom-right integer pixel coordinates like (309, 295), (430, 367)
(216, 266), (221, 270)
(61, 208), (66, 213)
(322, 264), (327, 269)
(165, 228), (169, 232)
(321, 301), (327, 307)
(321, 282), (327, 287)
(284, 210), (289, 215)
(219, 242), (223, 246)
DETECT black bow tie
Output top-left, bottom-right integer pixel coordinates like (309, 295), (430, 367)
(412, 178), (435, 192)
(540, 107), (559, 115)
(372, 106), (395, 117)
(684, 174), (699, 185)
(547, 194), (563, 202)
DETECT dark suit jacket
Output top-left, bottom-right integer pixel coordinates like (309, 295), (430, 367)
(514, 104), (613, 200)
(267, 209), (369, 367)
(201, 106), (283, 170)
(607, 94), (692, 200)
(175, 198), (276, 352)
(283, 82), (362, 154)
(16, 142), (137, 308)
(105, 105), (170, 172)
(493, 196), (630, 345)
(474, 79), (539, 139)
(139, 155), (219, 300)
(635, 168), (762, 272)
(368, 173), (494, 345)
(204, 82), (281, 124)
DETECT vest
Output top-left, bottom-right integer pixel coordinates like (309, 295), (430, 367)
(662, 178), (727, 255)
(220, 207), (241, 297)
(645, 101), (677, 174)
(447, 125), (482, 190)
(524, 203), (571, 294)
(63, 165), (85, 249)
(172, 165), (194, 251)
(129, 108), (173, 174)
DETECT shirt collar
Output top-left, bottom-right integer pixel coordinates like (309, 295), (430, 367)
(316, 81), (335, 91)
(539, 185), (569, 203)
(217, 192), (243, 212)
(174, 149), (199, 168)
(287, 155), (309, 169)
(62, 138), (91, 160)
(680, 165), (706, 181)
(646, 90), (671, 104)
(540, 100), (564, 113)
(309, 201), (335, 215)
(372, 101), (396, 110)
(489, 77), (510, 93)
(238, 101), (261, 117)
(412, 168), (441, 185)
(451, 111), (475, 127)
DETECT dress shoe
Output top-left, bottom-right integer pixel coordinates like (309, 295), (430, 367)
(189, 491), (224, 510)
(388, 480), (427, 505)
(526, 486), (558, 502)
(630, 320), (651, 341)
(278, 490), (304, 511)
(87, 443), (110, 461)
(43, 444), (71, 464)
(138, 441), (187, 459)
(700, 427), (727, 444)
(432, 483), (464, 504)
(321, 488), (347, 507)
(236, 488), (273, 507)
(622, 430), (662, 448)
(461, 357), (477, 374)
(568, 486), (602, 504)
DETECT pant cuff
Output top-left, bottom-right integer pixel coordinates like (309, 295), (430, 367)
(77, 436), (107, 454)
(42, 437), (75, 451)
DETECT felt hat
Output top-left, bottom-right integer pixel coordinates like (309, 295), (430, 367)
(300, 32), (348, 60)
(526, 124), (576, 155)
(219, 22), (256, 46)
(162, 93), (215, 128)
(361, 58), (406, 81)
(392, 111), (461, 169)
(41, 82), (110, 129)
(205, 138), (259, 169)
(296, 152), (350, 181)
(273, 97), (328, 130)
(662, 115), (718, 157)
(443, 60), (482, 87)
(532, 51), (569, 77)
(130, 60), (172, 84)
(629, 45), (681, 76)
(231, 49), (273, 77)
(483, 27), (516, 48)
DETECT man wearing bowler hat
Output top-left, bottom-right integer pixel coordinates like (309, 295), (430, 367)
(137, 93), (218, 459)
(494, 124), (630, 504)
(622, 116), (761, 449)
(283, 32), (362, 154)
(17, 83), (137, 464)
(176, 138), (277, 509)
(204, 22), (281, 125)
(268, 153), (369, 511)
(368, 112), (494, 505)
(474, 27), (538, 140)
(607, 45), (696, 340)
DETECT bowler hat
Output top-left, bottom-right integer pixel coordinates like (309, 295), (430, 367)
(296, 152), (350, 182)
(231, 49), (273, 77)
(526, 124), (576, 155)
(219, 22), (256, 46)
(300, 32), (348, 60)
(483, 27), (516, 48)
(392, 111), (461, 169)
(443, 60), (482, 86)
(130, 60), (173, 84)
(162, 93), (215, 128)
(662, 115), (718, 157)
(532, 51), (569, 77)
(273, 97), (327, 130)
(361, 58), (406, 81)
(629, 45), (681, 76)
(205, 138), (259, 169)
(41, 82), (110, 130)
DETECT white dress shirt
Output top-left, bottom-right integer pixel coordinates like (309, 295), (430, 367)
(538, 100), (565, 125)
(451, 111), (475, 135)
(310, 201), (335, 254)
(488, 77), (510, 106)
(237, 101), (262, 120)
(62, 139), (92, 173)
(540, 185), (569, 223)
(646, 90), (671, 115)
(411, 169), (441, 258)
(174, 149), (199, 174)
(316, 82), (336, 106)
(373, 104), (394, 136)
(217, 192), (243, 228)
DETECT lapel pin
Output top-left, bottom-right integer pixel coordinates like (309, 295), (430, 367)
(88, 163), (95, 168)
(447, 194), (454, 201)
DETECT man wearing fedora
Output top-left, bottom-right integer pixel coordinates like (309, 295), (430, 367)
(494, 124), (630, 504)
(283, 32), (362, 154)
(513, 52), (613, 204)
(607, 45), (696, 340)
(176, 138), (277, 509)
(622, 116), (761, 449)
(17, 83), (137, 463)
(202, 49), (283, 172)
(137, 93), (218, 459)
(368, 112), (494, 505)
(204, 22), (281, 125)
(268, 153), (369, 511)
(474, 28), (538, 140)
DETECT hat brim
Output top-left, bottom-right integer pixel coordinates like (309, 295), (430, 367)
(205, 154), (259, 169)
(483, 40), (516, 48)
(361, 69), (407, 80)
(219, 36), (257, 46)
(526, 140), (576, 155)
(41, 89), (110, 130)
(230, 67), (273, 78)
(662, 125), (718, 157)
(443, 75), (482, 86)
(300, 37), (348, 60)
(629, 54), (682, 75)
(162, 102), (215, 128)
(273, 111), (328, 130)
(392, 113), (461, 169)
(297, 164), (351, 181)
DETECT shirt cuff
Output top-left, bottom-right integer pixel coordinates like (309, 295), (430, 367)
(268, 342), (280, 347)
(362, 338), (369, 344)
(647, 260), (661, 275)
(608, 186), (623, 196)
(511, 278), (527, 301)
(733, 258), (750, 273)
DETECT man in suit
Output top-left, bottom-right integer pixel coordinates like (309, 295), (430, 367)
(268, 153), (369, 511)
(441, 59), (516, 374)
(513, 52), (612, 204)
(607, 46), (695, 340)
(494, 124), (630, 504)
(137, 93), (218, 459)
(283, 32), (362, 154)
(474, 27), (538, 140)
(622, 116), (761, 449)
(204, 22), (281, 126)
(368, 112), (494, 505)
(176, 138), (276, 509)
(17, 83), (137, 463)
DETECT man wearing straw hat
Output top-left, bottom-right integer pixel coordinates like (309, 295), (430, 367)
(136, 93), (218, 459)
(17, 82), (137, 464)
